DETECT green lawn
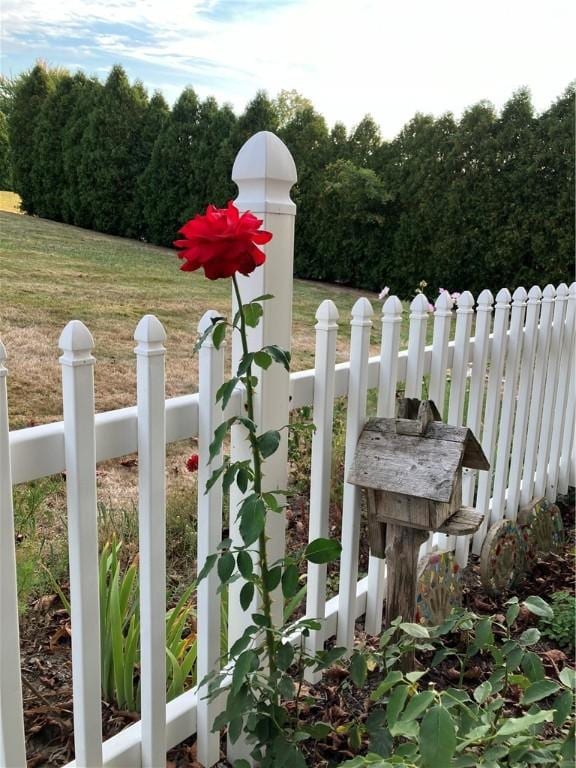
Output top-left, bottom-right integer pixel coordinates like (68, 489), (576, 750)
(0, 211), (414, 427)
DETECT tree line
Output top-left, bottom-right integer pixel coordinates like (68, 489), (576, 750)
(2, 63), (574, 297)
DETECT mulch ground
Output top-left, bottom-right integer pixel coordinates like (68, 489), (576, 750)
(18, 496), (575, 767)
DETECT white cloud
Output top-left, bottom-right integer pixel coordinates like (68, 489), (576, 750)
(3, 0), (575, 137)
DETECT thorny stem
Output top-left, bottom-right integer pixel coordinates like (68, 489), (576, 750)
(232, 275), (277, 689)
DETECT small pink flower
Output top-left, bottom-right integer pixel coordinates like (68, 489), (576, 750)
(438, 287), (446, 294)
(378, 286), (390, 301)
(451, 291), (461, 301)
(428, 303), (435, 313)
(186, 454), (199, 472)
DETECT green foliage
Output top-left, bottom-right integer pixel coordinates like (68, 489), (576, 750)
(97, 538), (197, 710)
(340, 598), (575, 768)
(0, 111), (12, 189)
(77, 65), (149, 235)
(8, 63), (56, 213)
(538, 591), (576, 652)
(6, 63), (574, 294)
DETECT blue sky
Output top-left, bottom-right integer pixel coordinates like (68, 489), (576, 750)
(2, 0), (574, 138)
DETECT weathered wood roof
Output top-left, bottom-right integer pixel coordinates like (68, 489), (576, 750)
(347, 417), (489, 503)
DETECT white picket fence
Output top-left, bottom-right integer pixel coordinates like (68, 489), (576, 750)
(1, 132), (575, 768)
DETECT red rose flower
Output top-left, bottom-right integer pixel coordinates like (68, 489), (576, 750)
(174, 201), (272, 280)
(186, 454), (199, 473)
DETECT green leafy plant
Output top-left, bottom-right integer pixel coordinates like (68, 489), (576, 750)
(48, 538), (197, 711)
(340, 597), (575, 767)
(539, 591), (576, 652)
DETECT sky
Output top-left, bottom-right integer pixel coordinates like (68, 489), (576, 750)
(1, 0), (574, 139)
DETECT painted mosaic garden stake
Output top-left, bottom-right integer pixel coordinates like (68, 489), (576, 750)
(479, 519), (525, 593)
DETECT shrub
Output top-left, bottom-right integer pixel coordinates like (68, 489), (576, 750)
(539, 591), (576, 652)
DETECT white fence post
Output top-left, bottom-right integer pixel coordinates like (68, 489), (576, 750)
(520, 285), (556, 506)
(336, 298), (373, 652)
(305, 300), (339, 682)
(0, 341), (26, 768)
(546, 282), (576, 500)
(428, 290), (454, 419)
(534, 284), (568, 499)
(456, 289), (493, 567)
(227, 132), (297, 648)
(196, 310), (226, 766)
(134, 315), (167, 768)
(405, 293), (430, 399)
(59, 321), (103, 768)
(558, 284), (576, 495)
(506, 286), (542, 518)
(472, 289), (511, 554)
(365, 295), (403, 635)
(490, 287), (527, 524)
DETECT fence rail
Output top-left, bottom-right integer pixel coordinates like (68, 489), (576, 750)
(1, 130), (574, 768)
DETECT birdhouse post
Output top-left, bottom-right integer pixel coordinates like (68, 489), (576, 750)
(348, 399), (489, 652)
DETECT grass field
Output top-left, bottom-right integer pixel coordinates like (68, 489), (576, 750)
(0, 208), (415, 428)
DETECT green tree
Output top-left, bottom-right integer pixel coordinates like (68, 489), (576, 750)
(315, 159), (392, 287)
(61, 73), (102, 226)
(348, 115), (381, 169)
(0, 111), (12, 190)
(279, 105), (331, 279)
(77, 65), (148, 235)
(8, 63), (56, 213)
(233, 91), (279, 152)
(139, 87), (201, 245)
(33, 73), (78, 220)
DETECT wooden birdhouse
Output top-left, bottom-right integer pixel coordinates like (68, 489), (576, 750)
(348, 398), (489, 640)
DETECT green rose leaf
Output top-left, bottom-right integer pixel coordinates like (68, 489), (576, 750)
(216, 378), (239, 410)
(281, 563), (300, 598)
(197, 553), (217, 582)
(262, 344), (291, 371)
(256, 430), (281, 459)
(239, 497), (266, 546)
(236, 550), (253, 579)
(217, 551), (235, 583)
(243, 302), (263, 328)
(231, 650), (259, 695)
(212, 321), (227, 349)
(254, 350), (272, 370)
(240, 581), (255, 611)
(304, 537), (342, 564)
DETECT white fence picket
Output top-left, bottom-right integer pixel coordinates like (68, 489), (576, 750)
(534, 284), (569, 498)
(546, 282), (576, 500)
(472, 289), (512, 554)
(440, 291), (474, 550)
(305, 300), (339, 683)
(428, 291), (454, 419)
(405, 293), (430, 399)
(520, 285), (556, 506)
(365, 295), (403, 635)
(558, 284), (576, 495)
(405, 294), (431, 557)
(59, 321), (103, 768)
(134, 316), (167, 768)
(506, 286), (542, 518)
(455, 289), (494, 566)
(336, 298), (373, 652)
(490, 287), (527, 524)
(196, 311), (226, 765)
(0, 341), (26, 768)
